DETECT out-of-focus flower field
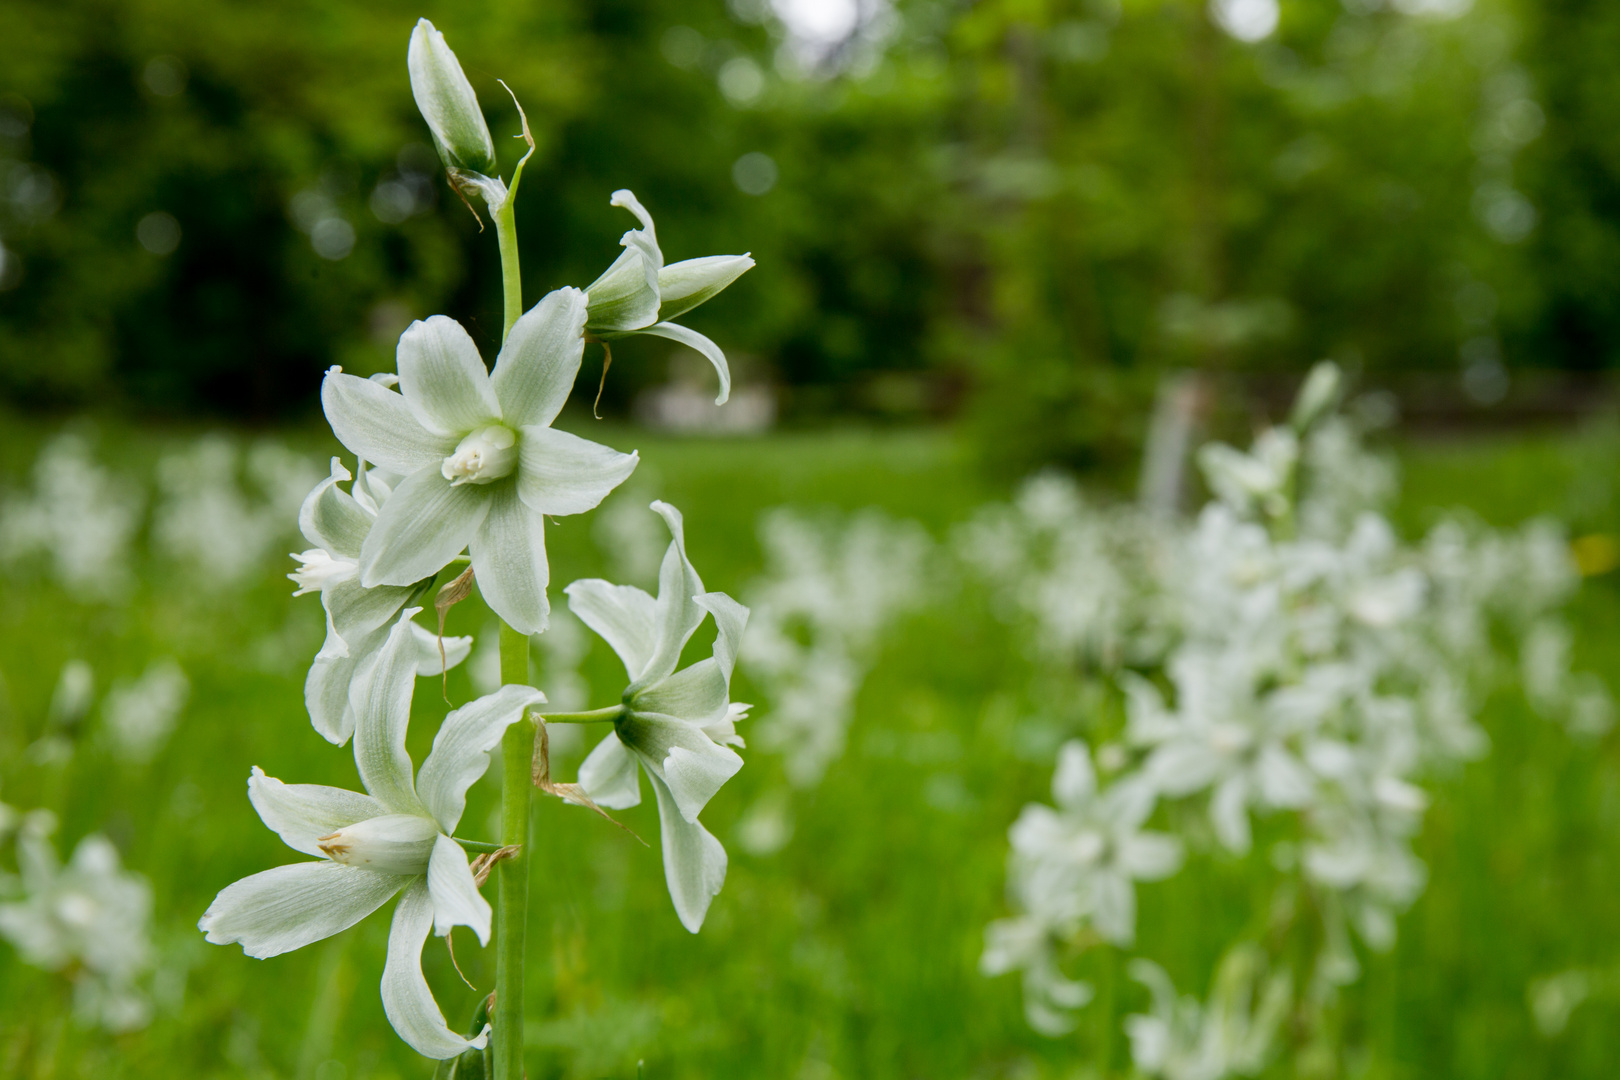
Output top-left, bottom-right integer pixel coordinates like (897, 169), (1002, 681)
(1, 405), (1618, 1079)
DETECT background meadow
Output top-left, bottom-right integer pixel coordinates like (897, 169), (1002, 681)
(5, 0), (1620, 1075)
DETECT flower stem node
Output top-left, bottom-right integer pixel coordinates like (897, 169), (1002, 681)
(442, 425), (518, 486)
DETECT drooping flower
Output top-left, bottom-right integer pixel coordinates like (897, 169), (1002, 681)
(582, 190), (754, 405)
(567, 501), (750, 931)
(199, 610), (544, 1059)
(290, 456), (473, 744)
(321, 288), (638, 634)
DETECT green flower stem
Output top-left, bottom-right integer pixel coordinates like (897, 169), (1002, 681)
(453, 838), (503, 854)
(537, 705), (625, 724)
(496, 199), (522, 342)
(493, 620), (532, 1080)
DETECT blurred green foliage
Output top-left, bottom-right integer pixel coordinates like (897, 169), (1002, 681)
(1, 0), (1618, 464)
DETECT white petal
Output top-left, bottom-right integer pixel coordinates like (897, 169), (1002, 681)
(359, 468), (490, 588)
(381, 879), (487, 1059)
(1145, 741), (1222, 797)
(396, 316), (502, 437)
(306, 631), (377, 745)
(1051, 740), (1096, 809)
(563, 579), (657, 682)
(469, 482), (550, 636)
(1256, 744), (1315, 808)
(619, 712), (742, 822)
(1117, 832), (1183, 881)
(406, 623), (474, 676)
(247, 767), (387, 857)
(639, 322), (731, 405)
(577, 731), (642, 809)
(585, 248), (660, 333)
(198, 861), (408, 960)
(633, 659), (728, 727)
(300, 458), (371, 557)
(696, 591), (748, 682)
(426, 833), (491, 944)
(646, 771), (726, 933)
(322, 369), (455, 476)
(514, 426), (638, 517)
(417, 684), (546, 834)
(492, 287), (588, 429)
(324, 578), (414, 654)
(634, 501), (706, 692)
(1210, 774), (1253, 854)
(1092, 871), (1137, 946)
(656, 254), (754, 322)
(352, 611), (432, 816)
(318, 813), (438, 875)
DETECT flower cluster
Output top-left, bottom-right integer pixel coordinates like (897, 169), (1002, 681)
(974, 364), (1611, 1062)
(741, 508), (933, 786)
(197, 19), (756, 1063)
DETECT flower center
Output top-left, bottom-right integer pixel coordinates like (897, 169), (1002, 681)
(317, 813), (438, 875)
(441, 424), (518, 486)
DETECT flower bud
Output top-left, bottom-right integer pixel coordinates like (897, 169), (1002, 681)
(408, 19), (497, 176)
(317, 813), (437, 875)
(657, 254), (755, 322)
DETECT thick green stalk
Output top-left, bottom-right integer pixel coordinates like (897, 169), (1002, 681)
(496, 199), (522, 342)
(493, 620), (532, 1080)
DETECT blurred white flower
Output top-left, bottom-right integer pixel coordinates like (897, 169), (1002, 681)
(1125, 947), (1291, 1080)
(153, 435), (319, 587)
(0, 810), (153, 1031)
(102, 659), (189, 763)
(0, 432), (143, 599)
(744, 507), (932, 785)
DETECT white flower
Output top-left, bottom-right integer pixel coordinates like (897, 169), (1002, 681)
(1124, 948), (1291, 1080)
(583, 190), (753, 405)
(0, 810), (153, 1032)
(567, 501), (750, 932)
(290, 457), (419, 661)
(321, 289), (638, 634)
(0, 431), (143, 599)
(1007, 740), (1182, 947)
(102, 659), (189, 763)
(199, 610), (544, 1059)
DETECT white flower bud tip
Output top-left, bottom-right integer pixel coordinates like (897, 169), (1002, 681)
(408, 19), (497, 176)
(441, 424), (518, 486)
(317, 814), (437, 875)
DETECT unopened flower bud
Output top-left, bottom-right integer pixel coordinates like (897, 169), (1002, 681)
(408, 19), (497, 177)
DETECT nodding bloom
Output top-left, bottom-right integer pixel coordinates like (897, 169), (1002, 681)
(568, 501), (750, 931)
(582, 190), (754, 405)
(321, 287), (638, 635)
(199, 610), (545, 1059)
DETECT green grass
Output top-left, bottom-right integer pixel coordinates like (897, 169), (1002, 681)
(0, 416), (1618, 1079)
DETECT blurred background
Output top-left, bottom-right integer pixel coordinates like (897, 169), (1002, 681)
(5, 0), (1619, 464)
(3, 0), (1620, 1077)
